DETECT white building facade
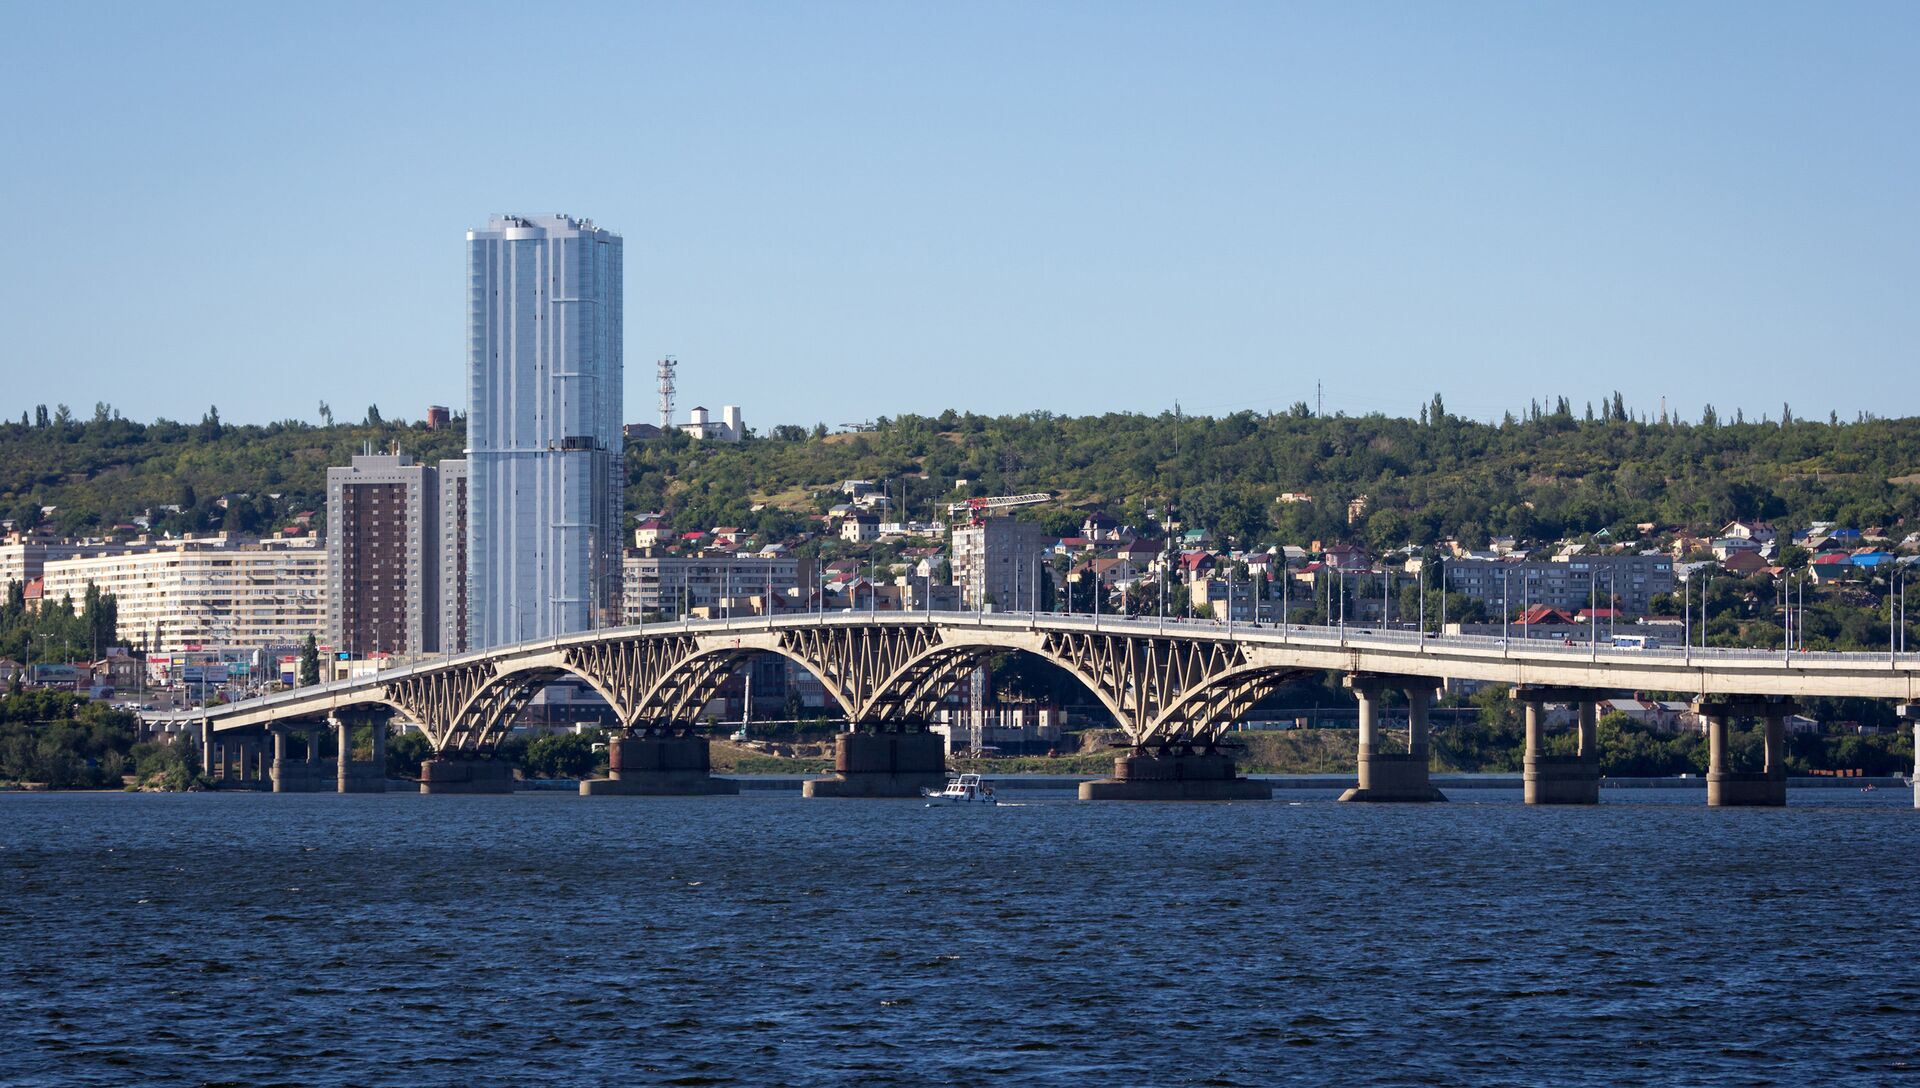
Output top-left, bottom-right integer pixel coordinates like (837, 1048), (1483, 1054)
(41, 536), (326, 653)
(622, 553), (812, 622)
(466, 214), (624, 647)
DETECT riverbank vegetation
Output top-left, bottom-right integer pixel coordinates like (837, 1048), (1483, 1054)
(0, 692), (199, 789)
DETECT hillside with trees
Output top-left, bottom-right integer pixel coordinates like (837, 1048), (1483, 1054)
(4, 396), (1916, 553)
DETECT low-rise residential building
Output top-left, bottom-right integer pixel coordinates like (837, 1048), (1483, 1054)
(1322, 544), (1370, 571)
(680, 405), (744, 442)
(1720, 520), (1777, 545)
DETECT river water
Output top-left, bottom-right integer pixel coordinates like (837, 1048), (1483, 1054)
(2, 787), (1916, 1087)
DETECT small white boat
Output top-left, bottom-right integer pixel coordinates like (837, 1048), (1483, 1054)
(922, 772), (997, 805)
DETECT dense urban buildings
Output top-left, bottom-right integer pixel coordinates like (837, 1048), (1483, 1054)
(465, 214), (624, 648)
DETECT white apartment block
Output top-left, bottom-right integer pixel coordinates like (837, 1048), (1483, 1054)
(41, 535), (326, 653)
(0, 538), (88, 593)
(622, 553), (813, 622)
(950, 516), (1049, 611)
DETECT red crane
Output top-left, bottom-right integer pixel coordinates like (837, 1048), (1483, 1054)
(945, 492), (1051, 526)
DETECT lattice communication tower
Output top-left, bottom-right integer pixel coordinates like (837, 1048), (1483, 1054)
(657, 356), (678, 429)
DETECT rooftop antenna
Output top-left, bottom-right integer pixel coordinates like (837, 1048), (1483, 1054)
(657, 356), (678, 429)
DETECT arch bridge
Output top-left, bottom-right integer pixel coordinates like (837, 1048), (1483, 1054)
(160, 611), (1918, 755)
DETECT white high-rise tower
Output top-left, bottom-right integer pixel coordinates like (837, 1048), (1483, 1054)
(465, 214), (623, 648)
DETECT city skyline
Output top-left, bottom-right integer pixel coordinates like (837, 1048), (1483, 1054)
(3, 5), (1916, 428)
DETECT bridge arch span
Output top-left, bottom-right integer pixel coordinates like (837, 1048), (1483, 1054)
(1143, 663), (1321, 744)
(856, 636), (1133, 735)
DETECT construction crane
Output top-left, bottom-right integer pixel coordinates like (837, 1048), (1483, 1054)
(945, 492), (1051, 526)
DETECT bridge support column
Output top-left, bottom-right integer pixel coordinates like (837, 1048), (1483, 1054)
(804, 728), (948, 798)
(1079, 746), (1271, 801)
(271, 727), (331, 792)
(1904, 706), (1920, 809)
(582, 734), (739, 796)
(195, 719), (214, 778)
(418, 754), (516, 794)
(334, 716), (349, 790)
(334, 716), (387, 793)
(1339, 676), (1444, 802)
(1521, 689), (1602, 805)
(1699, 697), (1790, 807)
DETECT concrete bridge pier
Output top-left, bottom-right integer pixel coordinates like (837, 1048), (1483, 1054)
(1519, 688), (1603, 805)
(581, 733), (739, 796)
(803, 727), (948, 798)
(218, 732), (271, 790)
(1339, 676), (1445, 802)
(334, 716), (388, 793)
(198, 718), (214, 778)
(1697, 697), (1791, 807)
(1904, 705), (1920, 809)
(418, 753), (517, 794)
(270, 726), (332, 792)
(1079, 745), (1272, 800)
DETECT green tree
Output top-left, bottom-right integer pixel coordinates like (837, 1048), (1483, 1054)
(298, 634), (321, 686)
(523, 731), (602, 778)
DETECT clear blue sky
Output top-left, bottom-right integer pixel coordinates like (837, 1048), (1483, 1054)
(3, 2), (1915, 428)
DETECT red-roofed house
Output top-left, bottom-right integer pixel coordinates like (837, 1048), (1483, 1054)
(1322, 544), (1370, 571)
(1514, 605), (1580, 626)
(634, 518), (667, 548)
(1177, 551), (1216, 578)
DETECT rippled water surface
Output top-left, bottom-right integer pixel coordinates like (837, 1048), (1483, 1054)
(3, 787), (1917, 1086)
